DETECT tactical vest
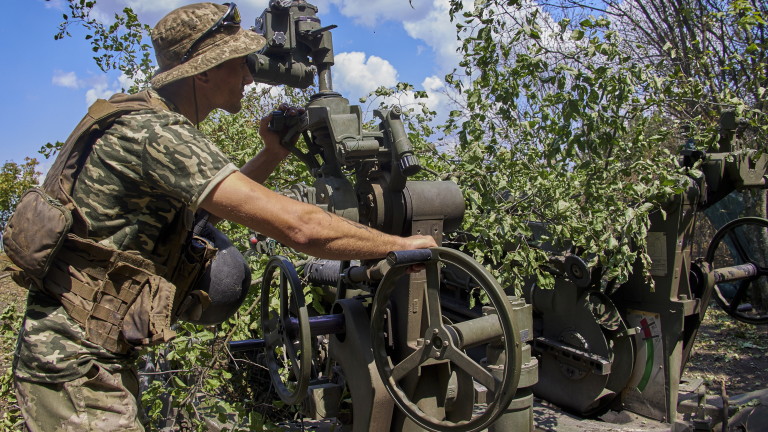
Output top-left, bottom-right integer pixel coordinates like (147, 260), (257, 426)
(4, 90), (215, 354)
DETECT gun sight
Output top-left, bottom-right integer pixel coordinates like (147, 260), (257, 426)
(247, 0), (335, 91)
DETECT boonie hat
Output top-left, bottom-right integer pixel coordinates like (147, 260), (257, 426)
(150, 2), (265, 88)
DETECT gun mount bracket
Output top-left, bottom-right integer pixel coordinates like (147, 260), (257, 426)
(533, 336), (611, 377)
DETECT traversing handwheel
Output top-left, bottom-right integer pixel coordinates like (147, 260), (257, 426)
(260, 255), (312, 404)
(705, 217), (768, 325)
(370, 247), (523, 432)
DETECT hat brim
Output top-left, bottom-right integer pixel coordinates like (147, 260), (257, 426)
(151, 29), (265, 89)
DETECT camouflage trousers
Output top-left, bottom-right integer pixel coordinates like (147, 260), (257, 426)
(15, 363), (146, 432)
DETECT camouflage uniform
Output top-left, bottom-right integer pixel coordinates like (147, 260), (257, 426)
(13, 89), (238, 431)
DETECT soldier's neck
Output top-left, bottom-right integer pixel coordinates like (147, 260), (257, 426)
(156, 78), (212, 126)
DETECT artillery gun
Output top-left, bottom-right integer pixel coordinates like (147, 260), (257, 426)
(229, 1), (767, 431)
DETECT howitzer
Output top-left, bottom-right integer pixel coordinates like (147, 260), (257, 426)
(232, 1), (537, 431)
(523, 111), (768, 430)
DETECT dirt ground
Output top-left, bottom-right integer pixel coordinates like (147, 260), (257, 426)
(684, 306), (767, 396)
(1, 253), (766, 429)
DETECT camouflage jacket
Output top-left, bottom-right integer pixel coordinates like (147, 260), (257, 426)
(14, 89), (238, 383)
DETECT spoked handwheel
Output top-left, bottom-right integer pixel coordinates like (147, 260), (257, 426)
(370, 247), (523, 432)
(260, 256), (312, 404)
(705, 217), (768, 325)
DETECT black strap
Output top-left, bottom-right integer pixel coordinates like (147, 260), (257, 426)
(192, 210), (210, 237)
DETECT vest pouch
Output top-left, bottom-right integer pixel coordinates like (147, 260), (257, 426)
(119, 263), (178, 348)
(3, 188), (73, 279)
(47, 236), (177, 354)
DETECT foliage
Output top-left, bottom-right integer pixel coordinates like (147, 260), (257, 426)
(360, 82), (455, 177)
(127, 82), (313, 429)
(201, 85), (315, 189)
(536, 0), (768, 149)
(39, 1), (321, 429)
(36, 0), (768, 428)
(0, 303), (23, 429)
(47, 0), (154, 92)
(40, 0), (154, 158)
(138, 82), (315, 429)
(0, 158), (41, 231)
(441, 0), (698, 291)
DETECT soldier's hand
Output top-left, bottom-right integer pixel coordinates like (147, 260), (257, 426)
(402, 235), (438, 273)
(277, 103), (305, 119)
(404, 234), (438, 250)
(260, 103), (305, 154)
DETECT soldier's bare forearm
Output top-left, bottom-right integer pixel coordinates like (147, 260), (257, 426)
(200, 171), (436, 259)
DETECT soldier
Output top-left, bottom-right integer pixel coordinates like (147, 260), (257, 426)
(11, 3), (436, 430)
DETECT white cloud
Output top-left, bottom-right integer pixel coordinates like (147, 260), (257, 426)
(116, 69), (149, 91)
(83, 73), (136, 106)
(317, 0), (432, 27)
(421, 75), (451, 113)
(332, 52), (398, 101)
(246, 82), (287, 99)
(402, 0), (464, 73)
(370, 75), (454, 123)
(312, 0), (466, 76)
(42, 0), (67, 10)
(52, 70), (81, 89)
(62, 0), (464, 79)
(85, 78), (114, 106)
(51, 69), (138, 106)
(238, 0), (273, 15)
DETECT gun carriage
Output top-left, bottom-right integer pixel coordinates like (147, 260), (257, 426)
(526, 114), (768, 429)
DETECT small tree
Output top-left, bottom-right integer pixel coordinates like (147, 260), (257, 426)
(444, 0), (685, 292)
(0, 158), (41, 232)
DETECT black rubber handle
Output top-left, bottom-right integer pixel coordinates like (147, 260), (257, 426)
(386, 249), (433, 266)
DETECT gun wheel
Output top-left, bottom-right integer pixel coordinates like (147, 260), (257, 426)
(260, 255), (312, 404)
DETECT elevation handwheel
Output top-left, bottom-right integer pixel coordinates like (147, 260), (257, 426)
(370, 247), (523, 432)
(260, 255), (312, 403)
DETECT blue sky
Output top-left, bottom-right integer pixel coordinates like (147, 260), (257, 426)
(1, 0), (463, 174)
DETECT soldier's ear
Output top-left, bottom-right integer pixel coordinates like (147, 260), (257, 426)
(194, 70), (212, 85)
